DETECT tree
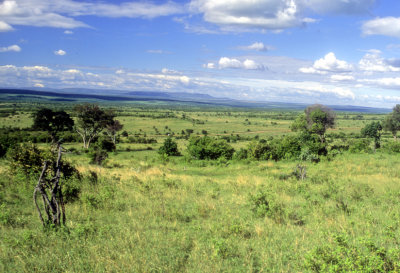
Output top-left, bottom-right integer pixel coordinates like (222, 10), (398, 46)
(74, 104), (114, 149)
(106, 119), (123, 145)
(291, 104), (335, 143)
(32, 108), (74, 142)
(361, 121), (383, 150)
(158, 137), (180, 156)
(383, 104), (400, 140)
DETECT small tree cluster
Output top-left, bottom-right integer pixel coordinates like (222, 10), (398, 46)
(187, 136), (234, 160)
(158, 137), (180, 156)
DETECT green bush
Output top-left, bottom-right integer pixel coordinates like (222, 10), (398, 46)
(305, 234), (400, 272)
(158, 137), (180, 156)
(187, 136), (234, 160)
(383, 140), (400, 153)
(348, 139), (372, 153)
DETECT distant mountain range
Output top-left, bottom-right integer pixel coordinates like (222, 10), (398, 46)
(0, 88), (390, 113)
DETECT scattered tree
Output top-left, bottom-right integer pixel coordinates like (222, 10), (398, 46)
(158, 137), (180, 156)
(74, 104), (115, 149)
(106, 119), (123, 145)
(383, 104), (400, 140)
(32, 108), (74, 142)
(361, 121), (382, 150)
(291, 104), (335, 143)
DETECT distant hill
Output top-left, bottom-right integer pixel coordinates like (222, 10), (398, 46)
(0, 88), (390, 113)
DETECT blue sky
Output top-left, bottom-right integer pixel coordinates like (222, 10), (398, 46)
(1, 0), (400, 107)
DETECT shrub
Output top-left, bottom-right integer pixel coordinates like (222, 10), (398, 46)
(304, 234), (400, 272)
(274, 135), (302, 160)
(348, 139), (371, 153)
(158, 137), (180, 156)
(187, 136), (235, 160)
(383, 140), (400, 153)
(247, 140), (276, 160)
(98, 137), (116, 152)
(7, 142), (44, 175)
(233, 148), (248, 160)
(88, 146), (108, 166)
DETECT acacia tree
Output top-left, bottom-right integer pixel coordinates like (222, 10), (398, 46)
(32, 108), (74, 142)
(291, 104), (335, 143)
(383, 104), (400, 140)
(361, 121), (383, 150)
(74, 104), (114, 149)
(106, 119), (123, 145)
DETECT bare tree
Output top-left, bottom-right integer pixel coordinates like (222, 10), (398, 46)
(33, 143), (66, 226)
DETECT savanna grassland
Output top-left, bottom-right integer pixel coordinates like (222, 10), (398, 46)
(1, 101), (400, 272)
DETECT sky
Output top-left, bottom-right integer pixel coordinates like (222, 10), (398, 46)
(1, 0), (400, 108)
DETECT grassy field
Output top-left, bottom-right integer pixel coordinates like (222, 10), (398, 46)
(1, 102), (399, 272)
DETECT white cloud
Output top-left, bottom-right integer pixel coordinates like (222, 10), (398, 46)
(190, 0), (306, 31)
(0, 44), (21, 52)
(359, 77), (400, 88)
(362, 17), (400, 38)
(54, 49), (66, 56)
(330, 74), (355, 81)
(189, 0), (375, 32)
(300, 52), (352, 74)
(204, 62), (215, 69)
(219, 57), (242, 69)
(0, 21), (13, 31)
(359, 50), (400, 72)
(0, 0), (183, 30)
(34, 83), (44, 87)
(218, 57), (264, 70)
(64, 30), (73, 34)
(239, 42), (273, 52)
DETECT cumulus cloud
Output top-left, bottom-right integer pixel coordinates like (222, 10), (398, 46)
(0, 0), (183, 30)
(238, 42), (273, 52)
(300, 52), (352, 74)
(0, 44), (21, 52)
(54, 49), (66, 56)
(189, 0), (375, 32)
(0, 21), (13, 31)
(362, 17), (400, 38)
(217, 57), (264, 70)
(189, 0), (307, 31)
(359, 50), (400, 72)
(330, 74), (355, 81)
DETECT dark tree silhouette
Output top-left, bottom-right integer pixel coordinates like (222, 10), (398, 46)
(32, 108), (74, 142)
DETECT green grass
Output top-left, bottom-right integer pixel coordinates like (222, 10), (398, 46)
(1, 150), (400, 272)
(1, 104), (399, 272)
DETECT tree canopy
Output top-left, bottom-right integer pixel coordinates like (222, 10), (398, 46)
(383, 104), (400, 140)
(291, 104), (335, 143)
(32, 108), (74, 142)
(361, 121), (382, 150)
(74, 104), (115, 149)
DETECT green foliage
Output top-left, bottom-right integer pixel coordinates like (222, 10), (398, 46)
(305, 234), (400, 272)
(187, 136), (235, 160)
(292, 104), (335, 143)
(74, 104), (115, 149)
(88, 144), (109, 166)
(383, 140), (400, 153)
(382, 104), (400, 139)
(348, 138), (372, 153)
(361, 121), (383, 149)
(7, 142), (44, 175)
(158, 137), (180, 156)
(32, 108), (74, 141)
